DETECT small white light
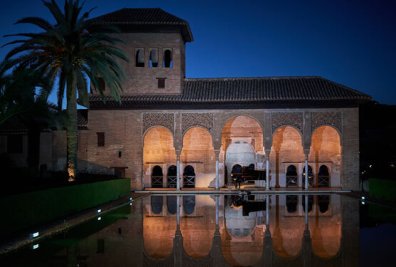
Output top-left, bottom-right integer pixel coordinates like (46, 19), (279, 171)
(129, 202), (132, 206)
(32, 244), (39, 250)
(361, 196), (365, 200)
(31, 232), (39, 238)
(129, 197), (133, 201)
(97, 209), (102, 213)
(369, 164), (372, 168)
(362, 201), (366, 205)
(97, 217), (101, 221)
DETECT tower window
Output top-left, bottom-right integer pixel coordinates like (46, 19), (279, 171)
(149, 49), (158, 68)
(157, 78), (166, 89)
(135, 48), (145, 67)
(97, 132), (105, 147)
(163, 49), (173, 68)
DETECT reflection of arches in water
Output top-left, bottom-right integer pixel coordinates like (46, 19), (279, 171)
(151, 165), (163, 188)
(151, 196), (163, 214)
(318, 195), (330, 213)
(286, 195), (298, 213)
(311, 195), (341, 259)
(286, 165), (298, 187)
(167, 165), (177, 188)
(183, 195), (195, 215)
(318, 165), (330, 187)
(302, 195), (313, 213)
(302, 165), (314, 187)
(183, 165), (195, 188)
(167, 196), (177, 214)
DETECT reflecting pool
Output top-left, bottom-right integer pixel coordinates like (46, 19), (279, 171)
(1, 193), (395, 267)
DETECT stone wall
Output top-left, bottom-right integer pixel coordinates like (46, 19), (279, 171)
(74, 107), (360, 190)
(91, 32), (185, 96)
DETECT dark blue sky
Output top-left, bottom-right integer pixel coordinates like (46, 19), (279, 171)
(1, 0), (396, 104)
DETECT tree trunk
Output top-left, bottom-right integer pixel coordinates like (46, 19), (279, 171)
(66, 74), (78, 182)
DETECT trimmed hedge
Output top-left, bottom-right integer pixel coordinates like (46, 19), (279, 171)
(0, 178), (130, 238)
(368, 179), (396, 202)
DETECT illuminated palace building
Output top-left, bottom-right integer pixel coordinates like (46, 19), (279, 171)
(42, 8), (370, 190)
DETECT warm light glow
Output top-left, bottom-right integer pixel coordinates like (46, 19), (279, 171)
(68, 163), (75, 182)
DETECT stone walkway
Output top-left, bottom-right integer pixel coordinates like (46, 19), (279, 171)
(137, 186), (350, 194)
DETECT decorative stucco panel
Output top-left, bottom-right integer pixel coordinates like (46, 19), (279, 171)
(312, 112), (342, 133)
(143, 113), (174, 134)
(271, 112), (303, 133)
(182, 113), (214, 134)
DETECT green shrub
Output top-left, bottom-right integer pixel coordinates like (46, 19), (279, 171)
(368, 179), (396, 202)
(0, 178), (130, 238)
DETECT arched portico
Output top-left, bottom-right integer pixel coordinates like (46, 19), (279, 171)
(143, 126), (176, 188)
(271, 126), (305, 187)
(310, 126), (341, 187)
(181, 127), (215, 187)
(221, 115), (264, 186)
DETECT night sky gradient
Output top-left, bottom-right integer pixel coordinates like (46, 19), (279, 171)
(1, 0), (396, 104)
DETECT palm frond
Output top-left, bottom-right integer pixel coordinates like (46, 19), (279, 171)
(15, 17), (53, 31)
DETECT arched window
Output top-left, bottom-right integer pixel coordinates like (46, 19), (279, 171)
(318, 165), (330, 187)
(151, 165), (163, 188)
(149, 49), (158, 68)
(302, 165), (314, 187)
(167, 165), (177, 188)
(286, 165), (298, 187)
(183, 165), (195, 188)
(135, 48), (144, 67)
(163, 49), (173, 68)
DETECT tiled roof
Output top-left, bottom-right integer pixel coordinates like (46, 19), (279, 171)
(90, 8), (193, 42)
(89, 77), (372, 109)
(77, 109), (88, 129)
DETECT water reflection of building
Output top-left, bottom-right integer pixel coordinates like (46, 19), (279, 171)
(49, 194), (358, 266)
(141, 194), (356, 267)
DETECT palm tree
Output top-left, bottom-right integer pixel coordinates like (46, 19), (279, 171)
(4, 0), (128, 181)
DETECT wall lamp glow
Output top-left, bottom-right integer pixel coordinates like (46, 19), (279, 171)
(97, 217), (102, 221)
(361, 196), (365, 200)
(32, 244), (39, 250)
(31, 232), (39, 239)
(97, 209), (102, 213)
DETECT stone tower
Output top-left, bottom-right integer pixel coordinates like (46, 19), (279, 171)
(90, 8), (193, 96)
